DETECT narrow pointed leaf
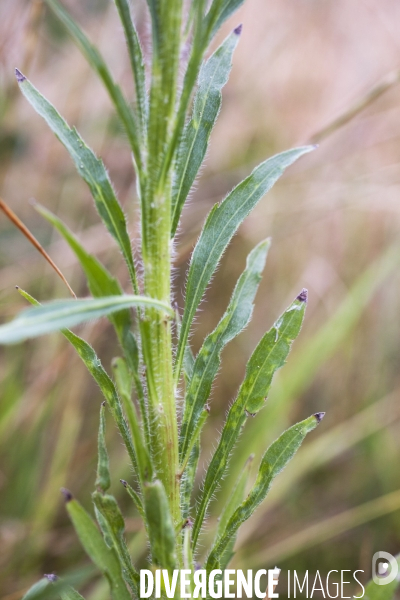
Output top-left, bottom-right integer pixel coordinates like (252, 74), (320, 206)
(206, 0), (245, 39)
(206, 414), (323, 571)
(112, 357), (153, 483)
(21, 579), (52, 600)
(65, 496), (131, 600)
(144, 480), (177, 571)
(171, 28), (240, 236)
(179, 239), (270, 465)
(60, 587), (86, 600)
(175, 146), (314, 381)
(92, 491), (139, 593)
(192, 291), (308, 547)
(214, 455), (253, 569)
(96, 403), (111, 492)
(16, 288), (141, 478)
(114, 0), (147, 134)
(43, 0), (142, 168)
(0, 295), (173, 344)
(16, 73), (138, 291)
(181, 442), (200, 521)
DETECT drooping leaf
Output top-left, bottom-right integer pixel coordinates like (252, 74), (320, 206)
(171, 27), (240, 236)
(175, 146), (314, 382)
(95, 403), (111, 493)
(179, 239), (270, 466)
(192, 291), (308, 546)
(65, 496), (131, 600)
(112, 357), (153, 483)
(16, 289), (140, 479)
(16, 72), (138, 291)
(206, 414), (323, 571)
(114, 0), (147, 135)
(0, 294), (173, 344)
(143, 480), (177, 571)
(92, 491), (139, 593)
(43, 0), (142, 170)
(214, 455), (253, 569)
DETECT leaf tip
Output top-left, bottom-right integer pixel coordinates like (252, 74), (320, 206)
(314, 412), (325, 423)
(60, 487), (73, 503)
(120, 479), (128, 487)
(234, 24), (243, 35)
(297, 288), (308, 303)
(15, 68), (26, 83)
(44, 574), (58, 582)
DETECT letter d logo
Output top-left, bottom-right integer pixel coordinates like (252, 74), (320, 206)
(372, 552), (398, 586)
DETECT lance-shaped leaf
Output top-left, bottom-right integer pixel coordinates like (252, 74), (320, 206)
(179, 239), (270, 466)
(92, 491), (139, 593)
(0, 294), (173, 344)
(112, 357), (153, 483)
(192, 291), (308, 547)
(171, 27), (240, 236)
(206, 414), (323, 571)
(60, 587), (86, 600)
(181, 442), (200, 521)
(21, 578), (53, 600)
(364, 554), (400, 600)
(175, 146), (314, 382)
(213, 455), (253, 569)
(16, 289), (141, 478)
(64, 494), (131, 600)
(114, 0), (147, 134)
(16, 72), (138, 292)
(144, 480), (177, 571)
(36, 204), (149, 439)
(43, 0), (142, 170)
(96, 403), (111, 493)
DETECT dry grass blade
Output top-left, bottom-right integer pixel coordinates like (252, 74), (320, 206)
(0, 198), (76, 298)
(309, 67), (400, 143)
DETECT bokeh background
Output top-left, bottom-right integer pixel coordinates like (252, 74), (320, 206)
(1, 0), (400, 597)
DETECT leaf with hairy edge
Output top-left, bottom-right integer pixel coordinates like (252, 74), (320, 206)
(175, 146), (314, 382)
(144, 480), (177, 571)
(192, 291), (308, 547)
(179, 239), (270, 466)
(114, 0), (147, 134)
(206, 414), (323, 571)
(60, 587), (86, 600)
(0, 295), (173, 344)
(112, 357), (153, 483)
(181, 443), (200, 521)
(35, 204), (150, 443)
(364, 554), (400, 600)
(43, 0), (142, 170)
(64, 494), (131, 600)
(16, 289), (142, 485)
(171, 28), (240, 236)
(96, 403), (111, 493)
(16, 72), (139, 292)
(92, 492), (139, 593)
(214, 455), (253, 569)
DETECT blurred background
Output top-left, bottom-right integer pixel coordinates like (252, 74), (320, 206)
(1, 0), (400, 597)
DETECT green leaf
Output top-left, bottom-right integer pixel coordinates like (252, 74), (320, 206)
(179, 239), (270, 466)
(16, 73), (138, 292)
(114, 0), (147, 135)
(205, 0), (245, 39)
(95, 403), (111, 493)
(92, 491), (139, 594)
(21, 578), (53, 600)
(181, 442), (200, 521)
(364, 554), (400, 600)
(65, 496), (131, 600)
(214, 455), (253, 569)
(171, 28), (240, 236)
(0, 295), (173, 344)
(60, 587), (86, 600)
(112, 357), (153, 484)
(192, 291), (308, 547)
(43, 0), (142, 170)
(144, 480), (177, 571)
(16, 288), (141, 479)
(206, 414), (323, 571)
(175, 145), (315, 382)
